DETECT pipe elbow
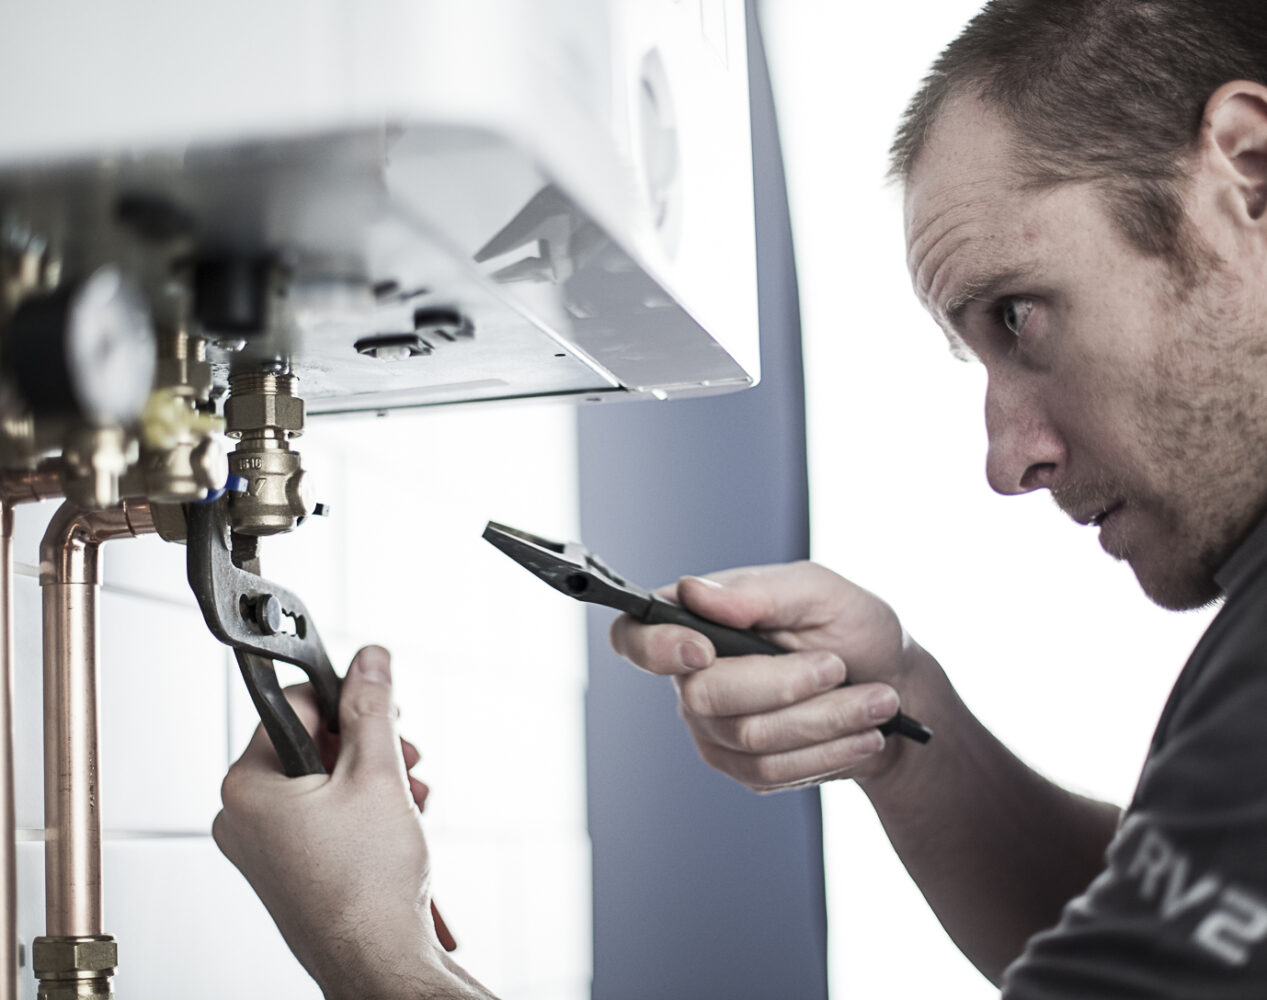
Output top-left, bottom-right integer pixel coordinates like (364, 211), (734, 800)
(39, 499), (156, 587)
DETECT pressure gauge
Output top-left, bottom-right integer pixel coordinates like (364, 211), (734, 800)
(5, 266), (157, 425)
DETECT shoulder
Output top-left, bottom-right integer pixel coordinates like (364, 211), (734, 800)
(1000, 581), (1267, 998)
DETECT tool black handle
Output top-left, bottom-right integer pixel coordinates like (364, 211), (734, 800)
(235, 650), (330, 776)
(642, 594), (932, 744)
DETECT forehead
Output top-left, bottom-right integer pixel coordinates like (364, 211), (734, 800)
(903, 97), (1037, 325)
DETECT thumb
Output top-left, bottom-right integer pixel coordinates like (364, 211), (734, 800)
(675, 572), (776, 631)
(334, 645), (406, 781)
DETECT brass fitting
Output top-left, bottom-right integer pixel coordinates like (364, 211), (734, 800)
(153, 325), (212, 405)
(131, 329), (227, 504)
(225, 372), (311, 535)
(60, 428), (137, 511)
(32, 936), (116, 1000)
(224, 389), (303, 435)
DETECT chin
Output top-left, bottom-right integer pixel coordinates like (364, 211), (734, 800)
(1130, 558), (1222, 612)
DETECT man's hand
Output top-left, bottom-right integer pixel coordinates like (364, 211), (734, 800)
(213, 646), (495, 1000)
(610, 562), (926, 792)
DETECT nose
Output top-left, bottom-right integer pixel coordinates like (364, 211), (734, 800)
(984, 375), (1065, 495)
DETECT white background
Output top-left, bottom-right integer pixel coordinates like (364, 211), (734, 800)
(760, 3), (1217, 996)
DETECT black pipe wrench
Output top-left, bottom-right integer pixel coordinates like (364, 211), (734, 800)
(186, 498), (341, 776)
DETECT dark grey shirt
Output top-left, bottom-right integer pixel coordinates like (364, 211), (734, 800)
(1002, 514), (1267, 998)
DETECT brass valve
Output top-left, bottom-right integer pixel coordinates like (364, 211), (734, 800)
(225, 371), (312, 535)
(131, 329), (228, 503)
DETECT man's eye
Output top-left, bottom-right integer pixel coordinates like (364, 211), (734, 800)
(1001, 297), (1034, 337)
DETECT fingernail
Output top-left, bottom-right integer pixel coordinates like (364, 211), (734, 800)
(683, 575), (723, 589)
(356, 646), (391, 682)
(867, 689), (900, 721)
(859, 730), (886, 754)
(813, 653), (846, 687)
(677, 641), (712, 670)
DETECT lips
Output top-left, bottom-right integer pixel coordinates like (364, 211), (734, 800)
(1090, 502), (1123, 527)
(1069, 500), (1124, 528)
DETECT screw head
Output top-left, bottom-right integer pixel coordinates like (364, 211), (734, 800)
(251, 594), (283, 636)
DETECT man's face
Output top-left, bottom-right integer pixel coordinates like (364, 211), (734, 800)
(905, 96), (1267, 610)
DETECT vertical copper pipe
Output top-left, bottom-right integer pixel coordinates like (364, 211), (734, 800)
(38, 500), (153, 941)
(0, 468), (61, 1000)
(41, 571), (98, 938)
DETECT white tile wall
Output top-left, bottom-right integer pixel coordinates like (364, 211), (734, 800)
(12, 401), (591, 999)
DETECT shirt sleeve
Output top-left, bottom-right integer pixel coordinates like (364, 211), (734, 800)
(1001, 630), (1267, 999)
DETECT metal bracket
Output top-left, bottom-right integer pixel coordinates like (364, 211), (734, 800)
(186, 498), (341, 776)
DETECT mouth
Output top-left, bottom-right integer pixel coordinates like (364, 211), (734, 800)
(1074, 501), (1124, 528)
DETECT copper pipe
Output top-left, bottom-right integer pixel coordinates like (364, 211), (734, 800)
(39, 499), (154, 939)
(0, 467), (61, 1000)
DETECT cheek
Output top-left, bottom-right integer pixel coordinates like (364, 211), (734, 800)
(1037, 340), (1152, 468)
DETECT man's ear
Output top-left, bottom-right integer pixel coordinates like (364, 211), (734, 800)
(1204, 81), (1267, 222)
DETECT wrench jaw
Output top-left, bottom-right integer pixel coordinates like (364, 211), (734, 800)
(482, 520), (651, 616)
(186, 498), (342, 776)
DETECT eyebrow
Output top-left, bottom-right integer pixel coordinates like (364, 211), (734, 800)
(944, 268), (1035, 331)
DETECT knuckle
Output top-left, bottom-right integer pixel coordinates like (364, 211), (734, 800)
(825, 696), (863, 737)
(678, 675), (717, 717)
(777, 670), (809, 708)
(347, 690), (395, 720)
(732, 714), (770, 753)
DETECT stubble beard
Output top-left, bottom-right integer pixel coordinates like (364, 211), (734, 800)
(1120, 260), (1267, 611)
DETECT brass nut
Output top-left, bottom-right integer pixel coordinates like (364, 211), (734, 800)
(32, 936), (117, 975)
(225, 393), (304, 434)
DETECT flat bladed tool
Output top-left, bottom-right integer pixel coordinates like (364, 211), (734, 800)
(483, 520), (932, 744)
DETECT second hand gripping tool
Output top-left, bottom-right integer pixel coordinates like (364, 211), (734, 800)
(483, 521), (933, 744)
(186, 496), (458, 951)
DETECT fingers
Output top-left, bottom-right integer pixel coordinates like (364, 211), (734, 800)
(334, 645), (407, 783)
(610, 614), (718, 677)
(610, 575), (754, 677)
(401, 738), (421, 771)
(610, 563), (845, 677)
(409, 776), (430, 811)
(674, 650), (846, 716)
(401, 738), (429, 809)
(431, 901), (458, 953)
(234, 684), (322, 776)
(674, 563), (842, 632)
(230, 650), (428, 795)
(686, 682), (898, 755)
(692, 729), (887, 793)
(671, 650), (902, 792)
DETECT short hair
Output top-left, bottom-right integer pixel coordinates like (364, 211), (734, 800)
(890, 0), (1267, 275)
